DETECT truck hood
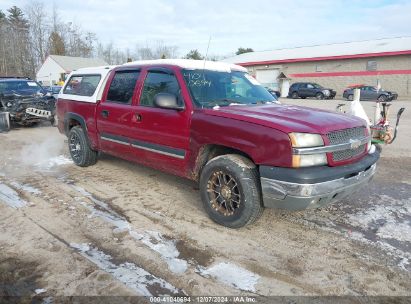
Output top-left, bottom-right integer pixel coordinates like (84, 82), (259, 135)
(200, 104), (366, 134)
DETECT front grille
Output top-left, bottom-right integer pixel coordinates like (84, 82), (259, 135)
(332, 144), (366, 161)
(327, 127), (366, 162)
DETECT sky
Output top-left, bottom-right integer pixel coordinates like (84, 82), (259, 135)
(1, 0), (411, 57)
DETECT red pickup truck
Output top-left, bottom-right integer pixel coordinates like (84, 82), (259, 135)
(56, 59), (379, 228)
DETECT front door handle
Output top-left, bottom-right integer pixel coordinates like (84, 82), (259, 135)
(135, 113), (142, 122)
(101, 110), (109, 118)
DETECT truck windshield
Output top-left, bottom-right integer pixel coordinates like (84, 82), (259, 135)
(182, 69), (277, 108)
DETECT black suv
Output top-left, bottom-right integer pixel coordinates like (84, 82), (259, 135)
(288, 82), (336, 100)
(0, 77), (56, 126)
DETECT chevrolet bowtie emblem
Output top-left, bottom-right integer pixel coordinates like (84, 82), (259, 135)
(350, 139), (361, 149)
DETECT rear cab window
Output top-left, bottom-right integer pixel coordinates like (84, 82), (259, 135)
(63, 75), (101, 97)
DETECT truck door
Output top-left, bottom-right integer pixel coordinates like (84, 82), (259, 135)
(96, 69), (140, 158)
(129, 68), (191, 176)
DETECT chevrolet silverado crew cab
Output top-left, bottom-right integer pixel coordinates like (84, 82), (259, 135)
(56, 59), (379, 228)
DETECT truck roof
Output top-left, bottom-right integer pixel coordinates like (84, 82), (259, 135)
(123, 59), (248, 73)
(70, 65), (118, 75)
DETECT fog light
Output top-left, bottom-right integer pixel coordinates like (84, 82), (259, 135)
(292, 153), (327, 168)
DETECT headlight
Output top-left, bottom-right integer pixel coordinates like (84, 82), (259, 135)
(322, 89), (330, 96)
(289, 133), (324, 148)
(292, 154), (327, 167)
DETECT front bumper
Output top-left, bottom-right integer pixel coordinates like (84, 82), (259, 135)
(259, 151), (379, 210)
(326, 90), (336, 99)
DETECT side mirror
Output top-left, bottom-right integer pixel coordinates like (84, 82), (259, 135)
(154, 93), (184, 111)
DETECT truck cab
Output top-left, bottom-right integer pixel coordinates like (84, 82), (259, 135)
(57, 59), (379, 228)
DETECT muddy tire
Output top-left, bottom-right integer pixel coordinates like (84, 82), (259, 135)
(199, 154), (264, 228)
(68, 126), (97, 167)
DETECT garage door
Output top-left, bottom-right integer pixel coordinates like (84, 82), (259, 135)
(255, 69), (280, 90)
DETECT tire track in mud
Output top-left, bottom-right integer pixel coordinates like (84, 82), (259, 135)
(0, 179), (184, 296)
(4, 131), (410, 296)
(0, 174), (266, 295)
(57, 172), (331, 295)
(37, 165), (388, 295)
(58, 176), (265, 293)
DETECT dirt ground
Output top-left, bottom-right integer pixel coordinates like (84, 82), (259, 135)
(0, 99), (410, 300)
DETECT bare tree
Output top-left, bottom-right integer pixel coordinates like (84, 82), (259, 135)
(26, 1), (49, 65)
(134, 40), (178, 60)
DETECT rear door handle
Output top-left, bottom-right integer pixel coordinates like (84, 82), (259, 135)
(101, 110), (109, 118)
(135, 113), (142, 122)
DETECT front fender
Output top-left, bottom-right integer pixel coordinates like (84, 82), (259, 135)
(189, 112), (292, 172)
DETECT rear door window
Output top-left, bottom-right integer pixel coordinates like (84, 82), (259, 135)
(106, 70), (140, 104)
(63, 75), (101, 97)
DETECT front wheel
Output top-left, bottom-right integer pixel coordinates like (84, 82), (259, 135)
(199, 154), (264, 228)
(68, 126), (98, 167)
(291, 92), (299, 99)
(316, 92), (324, 100)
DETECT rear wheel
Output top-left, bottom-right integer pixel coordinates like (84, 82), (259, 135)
(68, 126), (97, 167)
(199, 154), (264, 228)
(291, 91), (299, 99)
(316, 92), (324, 100)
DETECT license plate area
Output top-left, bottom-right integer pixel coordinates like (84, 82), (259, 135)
(26, 108), (51, 118)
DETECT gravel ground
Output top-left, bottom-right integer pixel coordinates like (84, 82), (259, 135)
(0, 99), (410, 299)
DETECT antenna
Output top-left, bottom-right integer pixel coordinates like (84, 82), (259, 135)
(201, 36), (212, 108)
(203, 36), (212, 68)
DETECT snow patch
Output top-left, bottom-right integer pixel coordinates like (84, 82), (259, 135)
(377, 222), (411, 243)
(124, 59), (247, 73)
(71, 243), (181, 296)
(130, 230), (188, 274)
(72, 184), (187, 274)
(10, 181), (41, 195)
(34, 288), (46, 294)
(0, 183), (27, 208)
(36, 155), (72, 170)
(346, 201), (411, 244)
(197, 262), (260, 292)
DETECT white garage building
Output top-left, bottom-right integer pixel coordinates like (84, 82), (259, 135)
(36, 55), (107, 86)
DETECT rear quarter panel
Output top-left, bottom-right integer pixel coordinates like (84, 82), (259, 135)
(57, 98), (99, 149)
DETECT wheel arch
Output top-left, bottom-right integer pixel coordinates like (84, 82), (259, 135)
(191, 143), (255, 181)
(64, 112), (87, 136)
